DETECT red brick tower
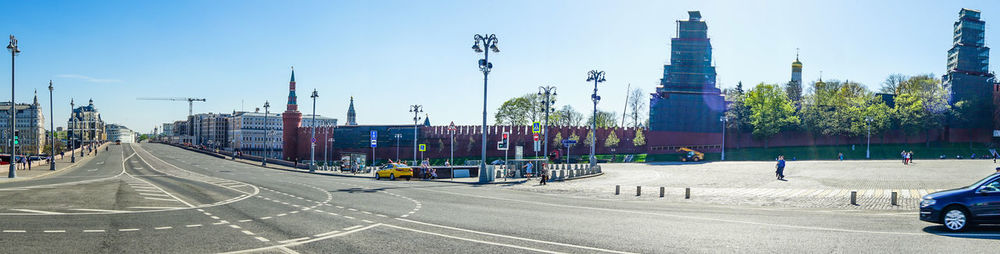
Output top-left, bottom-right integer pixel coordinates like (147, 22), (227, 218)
(282, 67), (302, 161)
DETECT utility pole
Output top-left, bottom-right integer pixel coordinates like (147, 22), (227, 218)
(538, 86), (556, 159)
(720, 116), (728, 161)
(394, 133), (402, 161)
(6, 35), (18, 178)
(309, 89), (318, 173)
(262, 101), (270, 167)
(70, 99), (75, 163)
(472, 34), (499, 183)
(409, 105), (423, 165)
(586, 70), (606, 168)
(48, 81), (55, 170)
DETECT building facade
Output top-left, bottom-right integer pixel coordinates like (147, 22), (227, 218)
(67, 99), (105, 148)
(282, 68), (303, 160)
(346, 96), (357, 126)
(106, 124), (136, 143)
(229, 111), (283, 158)
(0, 92), (47, 154)
(648, 11), (725, 134)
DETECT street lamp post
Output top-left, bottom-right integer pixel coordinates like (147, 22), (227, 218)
(586, 70), (605, 168)
(409, 105), (423, 165)
(720, 116), (728, 161)
(538, 86), (556, 160)
(48, 81), (55, 170)
(6, 35), (18, 178)
(309, 89), (318, 173)
(866, 117), (872, 159)
(394, 133), (402, 161)
(262, 101), (270, 167)
(70, 99), (75, 163)
(472, 34), (499, 183)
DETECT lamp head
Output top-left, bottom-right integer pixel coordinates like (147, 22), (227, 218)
(489, 44), (499, 53)
(472, 43), (483, 53)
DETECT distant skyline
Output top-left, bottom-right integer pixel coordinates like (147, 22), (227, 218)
(0, 0), (997, 133)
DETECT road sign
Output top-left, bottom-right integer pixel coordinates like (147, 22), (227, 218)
(370, 130), (377, 147)
(533, 140), (540, 152)
(370, 130), (377, 140)
(532, 133), (539, 141)
(497, 141), (508, 151)
(311, 137), (316, 143)
(449, 121), (456, 131)
(561, 139), (577, 147)
(515, 146), (523, 160)
(532, 122), (540, 134)
(419, 144), (426, 152)
(371, 140), (377, 148)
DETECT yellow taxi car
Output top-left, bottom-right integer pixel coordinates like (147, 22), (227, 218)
(375, 163), (413, 180)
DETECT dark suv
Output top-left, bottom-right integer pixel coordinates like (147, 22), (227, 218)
(920, 173), (1000, 231)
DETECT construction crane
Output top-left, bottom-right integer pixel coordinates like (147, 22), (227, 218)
(137, 97), (207, 117)
(137, 97), (207, 145)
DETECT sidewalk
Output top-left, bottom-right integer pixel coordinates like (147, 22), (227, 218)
(0, 143), (108, 183)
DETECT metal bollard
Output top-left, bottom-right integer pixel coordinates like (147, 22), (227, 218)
(850, 191), (857, 205)
(615, 185), (620, 195)
(891, 191), (898, 206)
(637, 186), (641, 196)
(660, 187), (665, 198)
(685, 188), (690, 199)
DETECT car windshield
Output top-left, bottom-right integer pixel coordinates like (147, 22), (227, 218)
(965, 173), (1000, 189)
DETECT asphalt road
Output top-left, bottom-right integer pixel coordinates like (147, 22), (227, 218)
(0, 143), (996, 253)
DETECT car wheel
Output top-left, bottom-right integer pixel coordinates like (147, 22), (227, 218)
(390, 174), (395, 180)
(943, 207), (970, 232)
(406, 176), (411, 181)
(375, 174), (381, 180)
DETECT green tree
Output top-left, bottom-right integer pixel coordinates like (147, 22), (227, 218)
(551, 105), (584, 126)
(568, 132), (580, 149)
(633, 128), (646, 146)
(724, 83), (751, 148)
(585, 110), (618, 128)
(745, 83), (799, 148)
(584, 130), (595, 147)
(494, 95), (534, 125)
(605, 129), (620, 148)
(894, 75), (950, 147)
(552, 132), (563, 146)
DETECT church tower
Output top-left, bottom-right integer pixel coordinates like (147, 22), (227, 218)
(791, 50), (803, 86)
(282, 67), (302, 161)
(346, 96), (357, 126)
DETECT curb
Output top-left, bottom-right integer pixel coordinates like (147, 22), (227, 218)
(556, 172), (604, 182)
(0, 143), (108, 183)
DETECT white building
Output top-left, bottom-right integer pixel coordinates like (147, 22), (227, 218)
(0, 92), (47, 154)
(106, 124), (136, 143)
(227, 111), (336, 158)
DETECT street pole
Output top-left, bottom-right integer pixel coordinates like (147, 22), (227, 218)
(409, 105), (423, 165)
(538, 86), (556, 160)
(473, 34), (499, 183)
(6, 35), (18, 178)
(48, 81), (55, 170)
(720, 116), (727, 161)
(394, 133), (401, 161)
(866, 117), (872, 159)
(310, 89), (318, 173)
(262, 101), (270, 167)
(450, 128), (454, 166)
(70, 99), (75, 163)
(586, 70), (605, 168)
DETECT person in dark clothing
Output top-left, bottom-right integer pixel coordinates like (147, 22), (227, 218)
(776, 155), (786, 180)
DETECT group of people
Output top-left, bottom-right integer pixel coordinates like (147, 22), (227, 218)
(521, 161), (549, 185)
(901, 150), (914, 165)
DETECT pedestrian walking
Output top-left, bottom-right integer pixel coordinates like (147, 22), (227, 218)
(539, 162), (548, 185)
(901, 150), (907, 165)
(908, 151), (914, 164)
(523, 161), (534, 181)
(838, 152), (844, 161)
(775, 155), (786, 180)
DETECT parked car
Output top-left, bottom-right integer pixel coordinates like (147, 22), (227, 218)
(375, 163), (413, 181)
(920, 173), (1000, 231)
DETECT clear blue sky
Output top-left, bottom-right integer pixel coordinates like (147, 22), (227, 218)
(0, 0), (996, 133)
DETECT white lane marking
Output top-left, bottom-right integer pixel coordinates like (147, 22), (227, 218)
(118, 228), (139, 232)
(277, 213), (287, 217)
(137, 192), (172, 197)
(362, 220), (374, 224)
(2, 230), (25, 233)
(347, 208), (358, 211)
(238, 219), (253, 222)
(343, 216), (355, 220)
(9, 209), (63, 215)
(343, 225), (363, 231)
(254, 236), (270, 242)
(43, 230), (66, 233)
(314, 231), (341, 237)
(123, 170), (195, 208)
(289, 211), (299, 214)
(144, 197), (183, 202)
(155, 226), (172, 230)
(383, 224), (565, 254)
(278, 237), (310, 244)
(241, 230), (255, 235)
(397, 218), (634, 254)
(211, 216), (220, 220)
(186, 224), (202, 228)
(83, 229), (105, 233)
(224, 224), (380, 254)
(229, 225), (242, 229)
(70, 209), (129, 213)
(260, 216), (272, 220)
(128, 206), (183, 210)
(376, 214), (388, 218)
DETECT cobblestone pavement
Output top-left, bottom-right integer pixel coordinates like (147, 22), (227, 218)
(499, 159), (1000, 210)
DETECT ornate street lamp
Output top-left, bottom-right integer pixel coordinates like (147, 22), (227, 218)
(586, 70), (605, 168)
(472, 34), (499, 183)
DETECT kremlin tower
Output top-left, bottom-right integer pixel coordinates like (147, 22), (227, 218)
(282, 67), (302, 161)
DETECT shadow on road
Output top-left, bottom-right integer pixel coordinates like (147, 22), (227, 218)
(922, 225), (1000, 240)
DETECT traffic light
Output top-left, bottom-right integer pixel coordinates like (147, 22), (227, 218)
(13, 130), (19, 145)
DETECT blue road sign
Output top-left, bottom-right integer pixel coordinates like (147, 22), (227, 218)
(532, 122), (540, 133)
(371, 140), (377, 148)
(370, 130), (377, 140)
(561, 139), (577, 146)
